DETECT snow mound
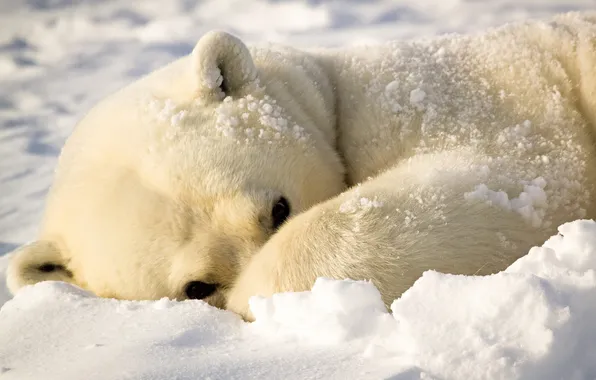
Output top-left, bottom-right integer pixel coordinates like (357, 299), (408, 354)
(2, 220), (596, 379)
(249, 220), (596, 379)
(250, 278), (393, 344)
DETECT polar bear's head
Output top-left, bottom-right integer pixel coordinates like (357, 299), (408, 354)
(6, 31), (345, 307)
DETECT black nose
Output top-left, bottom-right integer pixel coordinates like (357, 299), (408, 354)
(185, 281), (217, 300)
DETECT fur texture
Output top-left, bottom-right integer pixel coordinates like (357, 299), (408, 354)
(7, 13), (596, 320)
(6, 31), (345, 306)
(226, 12), (596, 319)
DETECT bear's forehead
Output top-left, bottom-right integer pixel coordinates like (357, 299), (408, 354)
(215, 94), (309, 144)
(139, 92), (311, 147)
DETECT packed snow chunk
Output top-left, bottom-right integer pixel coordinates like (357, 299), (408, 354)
(507, 219), (596, 287)
(380, 271), (572, 380)
(464, 177), (548, 227)
(409, 88), (426, 105)
(464, 183), (511, 209)
(363, 219), (596, 380)
(249, 278), (393, 344)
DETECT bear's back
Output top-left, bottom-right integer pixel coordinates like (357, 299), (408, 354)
(317, 12), (596, 228)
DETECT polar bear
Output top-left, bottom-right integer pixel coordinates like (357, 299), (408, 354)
(7, 12), (596, 319)
(5, 32), (347, 307)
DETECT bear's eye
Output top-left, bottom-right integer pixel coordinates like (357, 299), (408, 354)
(271, 196), (291, 230)
(38, 263), (60, 272)
(185, 281), (217, 300)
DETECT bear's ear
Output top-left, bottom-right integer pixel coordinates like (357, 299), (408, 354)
(6, 240), (74, 295)
(192, 30), (258, 101)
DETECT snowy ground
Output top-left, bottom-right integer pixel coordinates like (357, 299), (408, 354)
(2, 1), (596, 379)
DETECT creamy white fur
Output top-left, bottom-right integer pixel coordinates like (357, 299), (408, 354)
(6, 31), (345, 306)
(7, 12), (596, 319)
(226, 12), (596, 319)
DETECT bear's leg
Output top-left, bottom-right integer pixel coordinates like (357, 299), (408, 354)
(226, 150), (560, 321)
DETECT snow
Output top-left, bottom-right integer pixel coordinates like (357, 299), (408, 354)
(409, 88), (426, 105)
(3, 221), (596, 379)
(215, 93), (308, 142)
(339, 186), (384, 214)
(2, 0), (596, 379)
(465, 177), (549, 228)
